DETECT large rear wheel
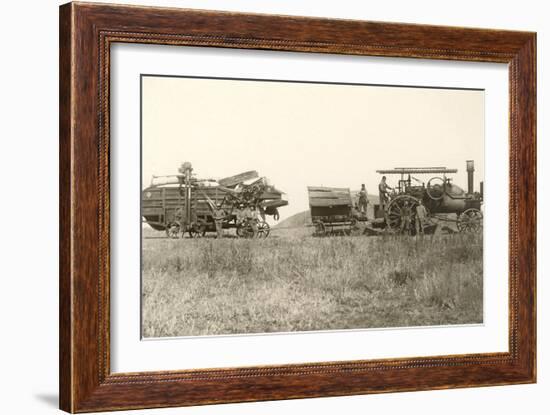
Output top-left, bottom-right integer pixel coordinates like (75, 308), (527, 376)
(386, 195), (420, 235)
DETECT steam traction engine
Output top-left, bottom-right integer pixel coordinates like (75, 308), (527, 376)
(376, 160), (483, 234)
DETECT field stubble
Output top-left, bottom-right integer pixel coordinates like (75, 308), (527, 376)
(142, 230), (483, 337)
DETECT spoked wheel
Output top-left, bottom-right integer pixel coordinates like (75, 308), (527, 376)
(457, 208), (483, 232)
(235, 222), (244, 238)
(313, 221), (326, 237)
(386, 195), (420, 234)
(349, 218), (362, 236)
(257, 221), (270, 238)
(188, 224), (206, 238)
(165, 222), (181, 239)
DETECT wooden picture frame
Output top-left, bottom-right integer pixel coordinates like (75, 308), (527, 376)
(59, 2), (536, 412)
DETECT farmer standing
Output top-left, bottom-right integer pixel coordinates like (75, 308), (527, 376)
(357, 184), (369, 216)
(415, 200), (429, 235)
(212, 206), (226, 239)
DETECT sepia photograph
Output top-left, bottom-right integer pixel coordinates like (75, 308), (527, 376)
(140, 74), (485, 338)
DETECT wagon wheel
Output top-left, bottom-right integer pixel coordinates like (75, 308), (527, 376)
(349, 218), (362, 236)
(236, 221), (256, 239)
(457, 208), (483, 232)
(165, 222), (181, 239)
(386, 195), (420, 234)
(313, 221), (326, 237)
(188, 223), (206, 238)
(235, 224), (243, 238)
(257, 221), (270, 238)
(346, 217), (358, 236)
(426, 177), (445, 201)
(235, 222), (245, 238)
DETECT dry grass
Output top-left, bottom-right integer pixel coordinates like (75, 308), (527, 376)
(142, 230), (483, 338)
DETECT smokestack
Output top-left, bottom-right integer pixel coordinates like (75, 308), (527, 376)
(466, 160), (474, 194)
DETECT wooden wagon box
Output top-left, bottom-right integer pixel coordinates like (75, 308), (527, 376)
(142, 185), (286, 232)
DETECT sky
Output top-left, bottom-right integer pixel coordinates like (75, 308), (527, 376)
(142, 76), (484, 221)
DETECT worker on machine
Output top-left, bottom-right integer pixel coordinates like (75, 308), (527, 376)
(378, 176), (393, 209)
(201, 191), (227, 239)
(357, 184), (369, 217)
(212, 206), (227, 239)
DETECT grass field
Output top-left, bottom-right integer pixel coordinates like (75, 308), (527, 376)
(142, 228), (483, 338)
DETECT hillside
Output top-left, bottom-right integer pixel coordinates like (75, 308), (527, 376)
(274, 210), (311, 229)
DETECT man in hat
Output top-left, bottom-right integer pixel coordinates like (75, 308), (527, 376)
(415, 200), (429, 235)
(212, 206), (227, 239)
(357, 184), (369, 217)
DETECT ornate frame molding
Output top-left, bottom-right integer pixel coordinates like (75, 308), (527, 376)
(60, 2), (536, 412)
